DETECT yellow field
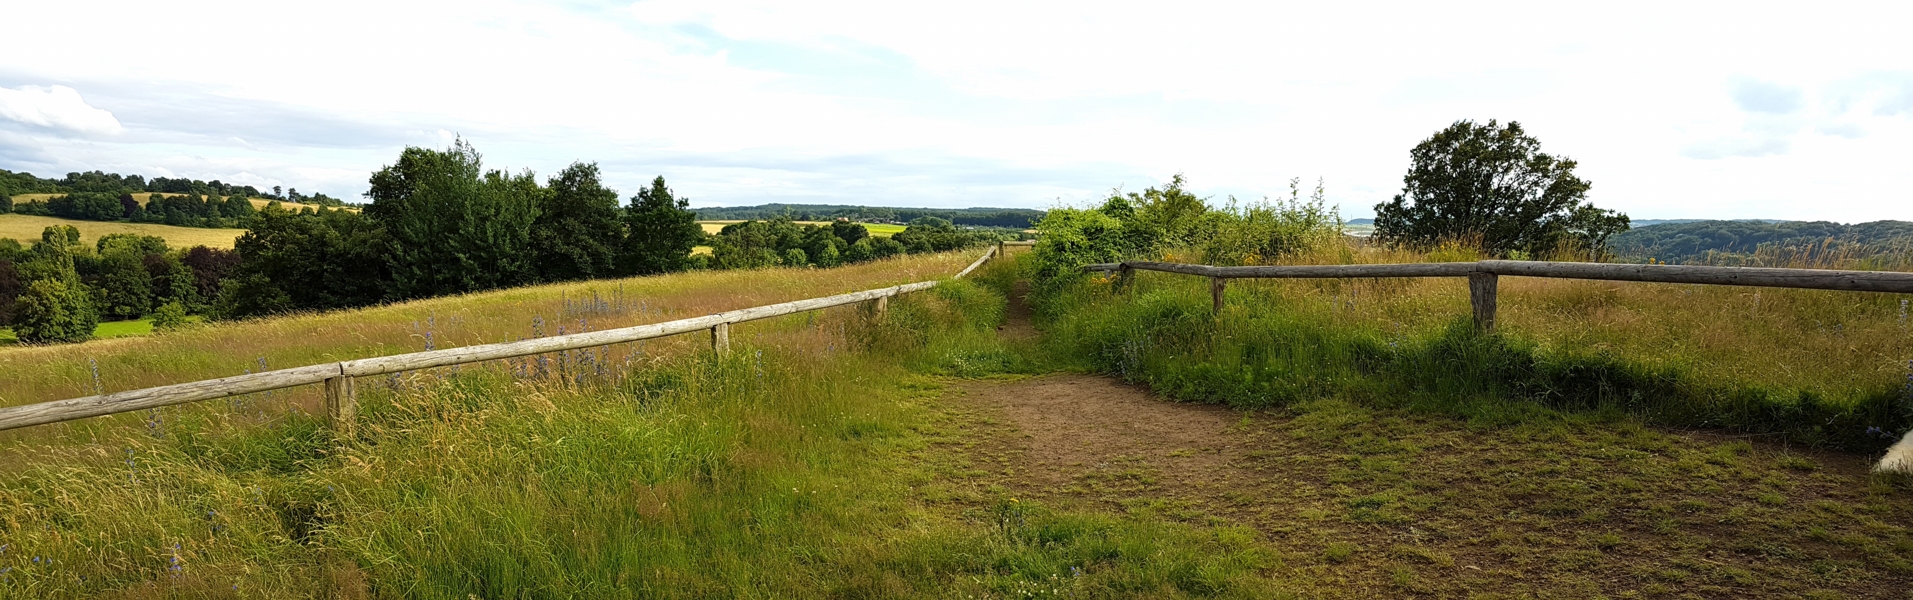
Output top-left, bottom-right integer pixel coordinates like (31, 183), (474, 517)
(0, 214), (246, 249)
(9, 192), (346, 213)
(698, 220), (906, 237)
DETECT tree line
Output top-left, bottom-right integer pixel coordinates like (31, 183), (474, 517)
(1607, 219), (1913, 265)
(693, 203), (1044, 228)
(0, 168), (348, 221)
(0, 140), (1010, 344)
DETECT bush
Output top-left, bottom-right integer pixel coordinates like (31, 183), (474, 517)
(150, 301), (189, 331)
(12, 277), (98, 344)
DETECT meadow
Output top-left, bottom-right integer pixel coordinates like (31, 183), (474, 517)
(1030, 242), (1913, 451)
(0, 250), (1291, 598)
(0, 214), (246, 249)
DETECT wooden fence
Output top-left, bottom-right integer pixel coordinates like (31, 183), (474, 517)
(0, 246), (1002, 435)
(1084, 259), (1913, 331)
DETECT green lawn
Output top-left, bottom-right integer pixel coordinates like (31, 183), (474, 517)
(0, 316), (202, 346)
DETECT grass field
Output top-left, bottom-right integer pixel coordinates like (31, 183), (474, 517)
(0, 214), (247, 249)
(0, 317), (206, 347)
(3, 248), (1912, 596)
(9, 192), (344, 213)
(698, 220), (907, 237)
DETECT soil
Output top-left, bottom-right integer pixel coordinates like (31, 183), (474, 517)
(939, 280), (1913, 598)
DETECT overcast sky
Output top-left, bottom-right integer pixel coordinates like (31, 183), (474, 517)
(2, 1), (1909, 221)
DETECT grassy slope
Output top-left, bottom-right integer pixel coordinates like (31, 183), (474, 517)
(0, 251), (976, 420)
(0, 214), (246, 249)
(0, 254), (1280, 598)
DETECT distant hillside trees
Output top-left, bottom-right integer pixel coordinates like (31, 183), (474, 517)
(1373, 120), (1629, 258)
(693, 203), (1045, 228)
(1608, 219), (1913, 266)
(0, 225), (247, 343)
(0, 168), (345, 229)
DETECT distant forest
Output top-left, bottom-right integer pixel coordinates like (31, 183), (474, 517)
(1608, 220), (1913, 265)
(693, 204), (1045, 228)
(0, 169), (348, 207)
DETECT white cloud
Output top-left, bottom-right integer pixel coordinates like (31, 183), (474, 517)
(0, 85), (124, 135)
(1682, 136), (1790, 160)
(1730, 80), (1803, 114)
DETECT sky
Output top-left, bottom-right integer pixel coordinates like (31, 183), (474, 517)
(0, 1), (1909, 221)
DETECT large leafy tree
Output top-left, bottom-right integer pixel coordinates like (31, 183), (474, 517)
(617, 176), (704, 275)
(530, 162), (625, 281)
(11, 227), (97, 343)
(365, 139), (541, 298)
(1373, 120), (1628, 256)
(218, 208), (387, 317)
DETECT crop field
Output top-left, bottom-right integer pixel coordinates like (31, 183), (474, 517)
(3, 247), (1912, 597)
(8, 193), (344, 213)
(0, 214), (247, 248)
(698, 220), (907, 237)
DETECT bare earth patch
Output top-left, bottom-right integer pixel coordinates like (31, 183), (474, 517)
(947, 374), (1913, 598)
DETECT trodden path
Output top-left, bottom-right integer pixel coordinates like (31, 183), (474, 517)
(936, 281), (1913, 597)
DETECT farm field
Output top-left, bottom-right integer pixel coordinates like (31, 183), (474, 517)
(0, 317), (203, 347)
(2, 249), (1912, 597)
(0, 213), (247, 248)
(9, 192), (345, 213)
(698, 219), (907, 237)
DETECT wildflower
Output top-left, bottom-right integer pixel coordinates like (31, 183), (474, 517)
(88, 357), (103, 396)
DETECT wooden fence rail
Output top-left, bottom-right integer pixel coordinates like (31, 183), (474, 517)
(1084, 259), (1913, 331)
(0, 246), (999, 434)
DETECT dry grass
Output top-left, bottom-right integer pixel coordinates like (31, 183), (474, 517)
(0, 251), (976, 445)
(0, 214), (245, 249)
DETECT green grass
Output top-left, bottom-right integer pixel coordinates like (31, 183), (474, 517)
(1025, 248), (1913, 452)
(0, 271), (1280, 598)
(0, 317), (206, 347)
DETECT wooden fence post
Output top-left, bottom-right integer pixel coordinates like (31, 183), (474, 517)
(1210, 277), (1227, 314)
(323, 374), (357, 438)
(874, 294), (889, 317)
(1118, 263), (1134, 292)
(711, 322), (731, 355)
(1468, 271), (1498, 332)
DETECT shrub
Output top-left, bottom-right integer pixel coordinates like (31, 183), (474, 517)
(150, 300), (189, 331)
(12, 277), (98, 344)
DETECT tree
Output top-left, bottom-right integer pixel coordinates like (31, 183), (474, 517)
(0, 259), (21, 326)
(1373, 120), (1628, 256)
(617, 176), (704, 275)
(364, 139), (540, 299)
(12, 278), (98, 344)
(529, 162), (624, 281)
(218, 207), (388, 317)
(1, 194), (13, 214)
(95, 251), (154, 320)
(180, 246), (240, 307)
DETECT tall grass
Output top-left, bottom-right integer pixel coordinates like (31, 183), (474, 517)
(0, 257), (1281, 598)
(1029, 243), (1913, 451)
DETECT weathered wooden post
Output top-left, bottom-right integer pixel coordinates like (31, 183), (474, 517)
(1468, 271), (1498, 332)
(711, 321), (731, 355)
(323, 373), (357, 438)
(874, 294), (889, 317)
(1210, 276), (1227, 314)
(1117, 263), (1134, 292)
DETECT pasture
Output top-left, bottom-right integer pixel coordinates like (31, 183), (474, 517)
(0, 214), (247, 249)
(2, 247), (1911, 597)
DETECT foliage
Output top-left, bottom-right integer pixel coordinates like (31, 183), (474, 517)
(1609, 219), (1913, 266)
(617, 176), (705, 275)
(1198, 178), (1343, 265)
(179, 246), (240, 308)
(0, 193), (11, 214)
(530, 162), (625, 281)
(694, 203), (1045, 228)
(365, 138), (541, 299)
(0, 258), (19, 326)
(219, 208), (388, 317)
(11, 278), (97, 344)
(1373, 120), (1629, 257)
(149, 300), (189, 331)
(93, 250), (153, 320)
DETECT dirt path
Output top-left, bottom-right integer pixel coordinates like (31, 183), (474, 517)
(943, 281), (1913, 598)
